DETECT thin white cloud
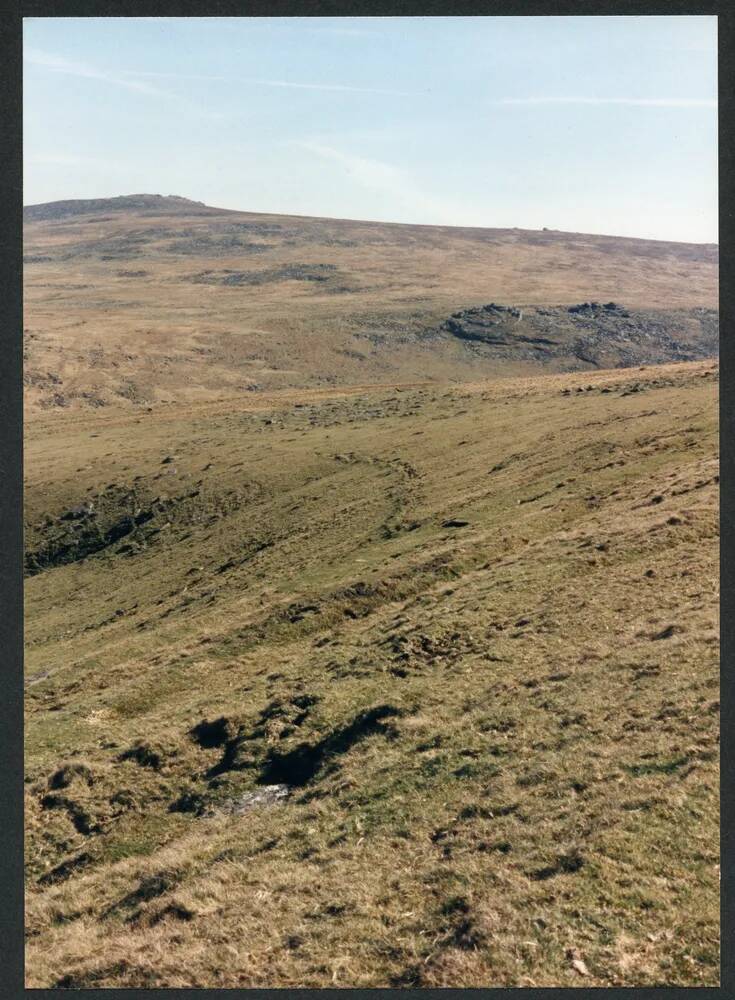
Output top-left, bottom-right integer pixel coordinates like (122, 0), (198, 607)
(24, 47), (227, 120)
(27, 49), (418, 100)
(292, 140), (468, 225)
(121, 68), (418, 97)
(294, 140), (402, 186)
(495, 96), (717, 108)
(249, 77), (417, 97)
(24, 46), (171, 97)
(119, 69), (227, 81)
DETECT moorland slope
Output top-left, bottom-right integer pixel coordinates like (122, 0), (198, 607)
(23, 196), (718, 409)
(23, 197), (719, 987)
(25, 362), (719, 987)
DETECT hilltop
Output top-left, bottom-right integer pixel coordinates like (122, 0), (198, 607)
(23, 196), (718, 410)
(23, 194), (217, 222)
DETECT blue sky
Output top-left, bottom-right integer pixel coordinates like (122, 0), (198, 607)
(24, 15), (718, 242)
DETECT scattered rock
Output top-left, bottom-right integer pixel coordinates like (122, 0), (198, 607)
(566, 949), (590, 976)
(216, 784), (291, 816)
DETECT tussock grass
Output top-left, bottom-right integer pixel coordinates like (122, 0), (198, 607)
(25, 361), (718, 986)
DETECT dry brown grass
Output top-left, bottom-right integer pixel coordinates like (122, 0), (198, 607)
(23, 203), (718, 409)
(25, 360), (719, 987)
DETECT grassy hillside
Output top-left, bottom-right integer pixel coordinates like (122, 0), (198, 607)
(24, 360), (719, 987)
(23, 197), (718, 409)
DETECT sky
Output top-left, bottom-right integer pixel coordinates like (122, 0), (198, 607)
(23, 15), (718, 242)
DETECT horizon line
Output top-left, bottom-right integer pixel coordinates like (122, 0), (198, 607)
(21, 192), (719, 248)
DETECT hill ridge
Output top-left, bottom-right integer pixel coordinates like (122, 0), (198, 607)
(23, 194), (216, 222)
(24, 194), (719, 249)
(23, 196), (719, 410)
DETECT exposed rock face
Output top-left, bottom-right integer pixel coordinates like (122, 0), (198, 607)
(439, 303), (718, 369)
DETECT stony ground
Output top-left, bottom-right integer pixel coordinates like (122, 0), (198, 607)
(25, 360), (719, 987)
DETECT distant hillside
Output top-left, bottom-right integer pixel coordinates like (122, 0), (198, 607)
(23, 195), (719, 410)
(23, 194), (221, 222)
